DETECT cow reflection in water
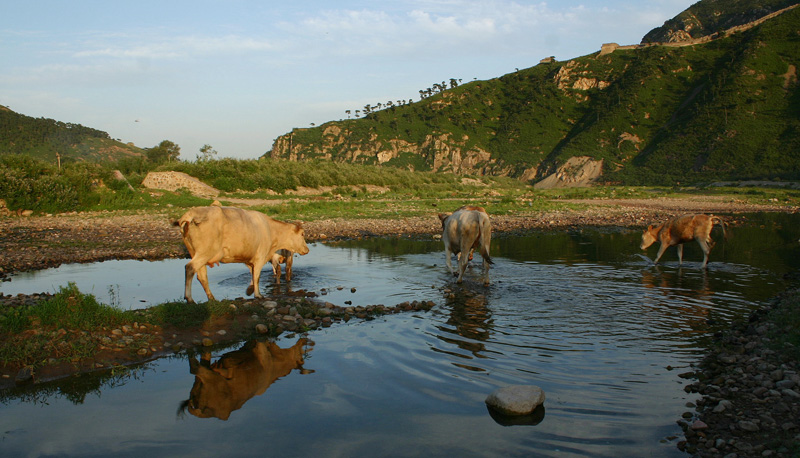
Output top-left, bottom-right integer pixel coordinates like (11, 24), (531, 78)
(179, 338), (308, 420)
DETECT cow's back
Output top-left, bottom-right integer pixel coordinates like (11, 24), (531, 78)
(445, 210), (483, 250)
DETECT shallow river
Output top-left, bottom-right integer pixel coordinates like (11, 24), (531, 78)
(1, 213), (799, 457)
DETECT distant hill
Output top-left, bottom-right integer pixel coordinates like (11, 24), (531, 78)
(265, 0), (800, 186)
(0, 105), (146, 164)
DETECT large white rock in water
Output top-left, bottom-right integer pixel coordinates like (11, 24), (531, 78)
(485, 385), (545, 416)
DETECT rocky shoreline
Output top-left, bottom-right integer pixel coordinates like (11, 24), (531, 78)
(1, 197), (798, 456)
(678, 284), (800, 457)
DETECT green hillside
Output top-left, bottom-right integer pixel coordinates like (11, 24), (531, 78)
(0, 105), (146, 164)
(266, 4), (800, 186)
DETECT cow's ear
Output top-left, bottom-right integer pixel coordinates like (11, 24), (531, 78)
(647, 225), (654, 230)
(438, 213), (447, 222)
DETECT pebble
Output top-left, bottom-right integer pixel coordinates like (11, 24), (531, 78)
(738, 421), (760, 432)
(691, 420), (708, 430)
(713, 400), (733, 413)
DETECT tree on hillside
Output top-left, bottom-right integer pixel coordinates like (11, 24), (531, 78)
(197, 144), (218, 162)
(147, 140), (181, 163)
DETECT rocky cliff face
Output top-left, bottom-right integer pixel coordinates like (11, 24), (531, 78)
(269, 128), (537, 179)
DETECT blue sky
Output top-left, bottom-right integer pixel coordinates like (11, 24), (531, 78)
(1, 0), (695, 160)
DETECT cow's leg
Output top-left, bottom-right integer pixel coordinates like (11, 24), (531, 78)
(184, 262), (196, 303)
(456, 239), (473, 283)
(444, 246), (455, 275)
(456, 252), (468, 283)
(653, 243), (669, 265)
(285, 255), (294, 282)
(250, 260), (266, 298)
(246, 264), (257, 295)
(697, 239), (712, 269)
(196, 265), (216, 302)
(676, 244), (684, 265)
(273, 261), (282, 284)
(186, 258), (216, 303)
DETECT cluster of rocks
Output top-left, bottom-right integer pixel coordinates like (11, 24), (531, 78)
(0, 292), (54, 308)
(679, 294), (800, 457)
(246, 297), (436, 336)
(96, 323), (164, 358)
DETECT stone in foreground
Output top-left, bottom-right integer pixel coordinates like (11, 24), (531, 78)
(485, 385), (545, 416)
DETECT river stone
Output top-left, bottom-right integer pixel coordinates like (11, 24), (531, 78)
(15, 366), (33, 385)
(739, 420), (760, 432)
(485, 385), (545, 416)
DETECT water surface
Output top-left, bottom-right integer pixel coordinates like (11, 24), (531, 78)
(2, 213), (799, 457)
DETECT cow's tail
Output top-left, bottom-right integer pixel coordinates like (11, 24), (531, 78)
(711, 215), (729, 240)
(479, 215), (494, 265)
(172, 212), (207, 237)
(173, 214), (196, 237)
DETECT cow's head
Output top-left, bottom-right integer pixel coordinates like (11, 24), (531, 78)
(292, 223), (310, 255)
(640, 225), (658, 250)
(438, 213), (451, 230)
(179, 357), (238, 420)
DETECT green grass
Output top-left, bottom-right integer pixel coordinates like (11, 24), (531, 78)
(0, 283), (127, 335)
(0, 283), (241, 368)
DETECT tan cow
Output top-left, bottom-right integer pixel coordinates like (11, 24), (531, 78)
(179, 338), (307, 420)
(175, 206), (309, 303)
(270, 249), (294, 283)
(438, 208), (493, 285)
(640, 214), (727, 268)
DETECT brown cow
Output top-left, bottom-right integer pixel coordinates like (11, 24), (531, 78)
(640, 214), (727, 268)
(270, 249), (294, 283)
(175, 206), (309, 303)
(179, 338), (308, 420)
(438, 208), (493, 285)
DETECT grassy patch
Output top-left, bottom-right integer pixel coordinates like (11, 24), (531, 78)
(0, 283), (128, 366)
(0, 283), (126, 335)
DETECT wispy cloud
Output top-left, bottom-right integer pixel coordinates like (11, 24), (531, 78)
(73, 34), (279, 60)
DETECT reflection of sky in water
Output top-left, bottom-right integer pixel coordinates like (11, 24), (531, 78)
(2, 216), (800, 457)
